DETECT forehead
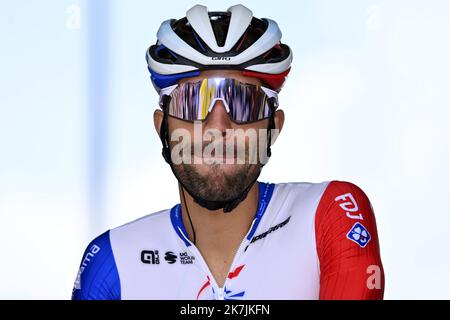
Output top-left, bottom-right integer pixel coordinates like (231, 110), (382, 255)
(178, 69), (263, 86)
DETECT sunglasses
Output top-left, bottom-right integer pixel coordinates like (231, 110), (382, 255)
(159, 78), (279, 123)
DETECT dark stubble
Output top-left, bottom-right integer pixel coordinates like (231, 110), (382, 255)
(172, 161), (261, 203)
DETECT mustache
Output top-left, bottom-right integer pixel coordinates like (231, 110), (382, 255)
(170, 133), (262, 164)
(190, 140), (251, 156)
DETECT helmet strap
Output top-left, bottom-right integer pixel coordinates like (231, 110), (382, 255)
(266, 97), (277, 159)
(160, 95), (172, 164)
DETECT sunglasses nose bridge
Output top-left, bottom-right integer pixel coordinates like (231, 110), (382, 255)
(208, 98), (230, 113)
(203, 99), (233, 131)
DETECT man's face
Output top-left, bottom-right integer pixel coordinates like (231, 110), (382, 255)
(154, 70), (284, 205)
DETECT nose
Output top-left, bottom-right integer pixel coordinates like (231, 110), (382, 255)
(203, 99), (233, 136)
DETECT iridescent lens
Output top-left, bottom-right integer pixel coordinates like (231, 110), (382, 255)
(165, 78), (278, 123)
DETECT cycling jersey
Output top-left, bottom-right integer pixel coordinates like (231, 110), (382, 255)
(71, 180), (384, 300)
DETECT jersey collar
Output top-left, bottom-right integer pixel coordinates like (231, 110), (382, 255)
(170, 181), (275, 247)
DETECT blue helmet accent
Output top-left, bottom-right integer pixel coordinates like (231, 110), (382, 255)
(147, 67), (200, 91)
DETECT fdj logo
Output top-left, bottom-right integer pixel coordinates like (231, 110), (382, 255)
(347, 223), (371, 248)
(141, 250), (160, 264)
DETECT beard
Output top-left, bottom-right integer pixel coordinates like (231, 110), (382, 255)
(168, 127), (268, 208)
(172, 161), (262, 203)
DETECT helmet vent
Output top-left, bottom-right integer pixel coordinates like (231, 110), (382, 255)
(208, 12), (231, 47)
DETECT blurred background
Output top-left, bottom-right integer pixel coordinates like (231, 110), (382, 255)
(1, 0), (449, 299)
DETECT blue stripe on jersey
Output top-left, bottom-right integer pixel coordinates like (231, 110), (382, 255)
(247, 182), (275, 240)
(169, 182), (275, 245)
(170, 204), (192, 247)
(71, 230), (121, 300)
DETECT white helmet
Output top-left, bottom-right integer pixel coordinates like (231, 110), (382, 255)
(146, 4), (293, 92)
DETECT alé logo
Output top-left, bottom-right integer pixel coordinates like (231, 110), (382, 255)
(142, 250), (195, 265)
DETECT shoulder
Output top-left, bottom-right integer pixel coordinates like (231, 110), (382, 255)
(109, 208), (173, 246)
(312, 180), (384, 299)
(316, 180), (374, 220)
(270, 181), (332, 203)
(322, 180), (371, 199)
(260, 181), (333, 229)
(314, 180), (380, 251)
(262, 181), (372, 219)
(72, 208), (172, 300)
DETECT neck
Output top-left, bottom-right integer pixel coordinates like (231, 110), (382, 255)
(179, 182), (259, 247)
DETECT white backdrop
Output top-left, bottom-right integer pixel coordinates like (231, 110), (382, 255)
(1, 0), (449, 299)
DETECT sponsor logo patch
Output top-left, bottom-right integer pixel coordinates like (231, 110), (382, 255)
(164, 251), (177, 264)
(346, 222), (371, 248)
(141, 250), (160, 264)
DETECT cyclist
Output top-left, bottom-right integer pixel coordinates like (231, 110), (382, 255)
(72, 4), (384, 300)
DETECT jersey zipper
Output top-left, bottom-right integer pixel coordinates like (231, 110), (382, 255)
(217, 233), (252, 299)
(183, 232), (252, 300)
(174, 183), (272, 299)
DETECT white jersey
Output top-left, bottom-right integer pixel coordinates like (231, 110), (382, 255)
(72, 181), (384, 300)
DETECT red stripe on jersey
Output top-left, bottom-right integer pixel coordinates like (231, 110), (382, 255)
(315, 181), (385, 300)
(228, 265), (245, 279)
(196, 276), (211, 300)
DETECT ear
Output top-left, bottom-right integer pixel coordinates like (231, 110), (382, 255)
(271, 109), (285, 144)
(154, 109), (164, 138)
(274, 109), (285, 132)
